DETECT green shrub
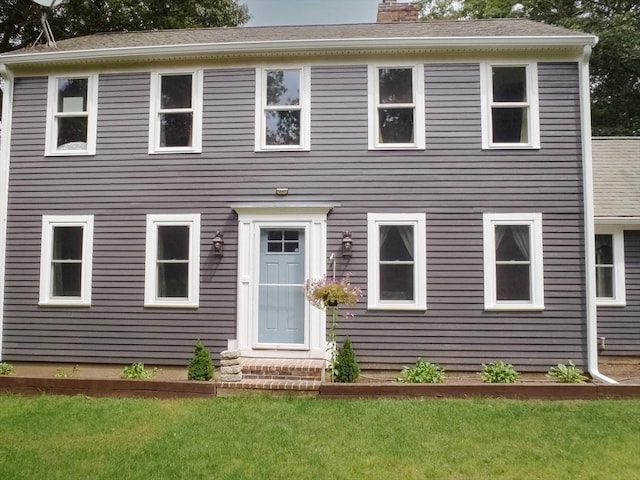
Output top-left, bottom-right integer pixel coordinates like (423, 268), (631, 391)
(546, 361), (588, 383)
(0, 362), (13, 375)
(480, 361), (519, 383)
(121, 362), (156, 380)
(332, 338), (360, 383)
(187, 340), (214, 381)
(396, 358), (445, 383)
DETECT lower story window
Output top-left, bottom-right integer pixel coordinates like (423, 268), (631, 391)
(39, 215), (94, 306)
(144, 214), (200, 307)
(595, 228), (626, 306)
(483, 213), (544, 310)
(367, 213), (426, 310)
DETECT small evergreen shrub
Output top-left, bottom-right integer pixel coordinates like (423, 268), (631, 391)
(187, 340), (214, 381)
(480, 361), (519, 383)
(121, 362), (156, 380)
(0, 362), (13, 375)
(546, 361), (588, 383)
(332, 338), (360, 383)
(396, 359), (445, 383)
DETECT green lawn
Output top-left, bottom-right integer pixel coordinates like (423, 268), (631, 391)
(1, 395), (639, 479)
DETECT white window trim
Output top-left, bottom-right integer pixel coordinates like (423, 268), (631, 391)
(39, 215), (94, 307)
(480, 62), (540, 150)
(483, 213), (544, 311)
(367, 213), (427, 310)
(144, 213), (201, 308)
(148, 70), (203, 154)
(45, 75), (98, 156)
(255, 66), (311, 152)
(595, 227), (626, 307)
(368, 63), (425, 150)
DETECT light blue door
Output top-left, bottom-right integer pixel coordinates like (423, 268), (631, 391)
(258, 229), (305, 344)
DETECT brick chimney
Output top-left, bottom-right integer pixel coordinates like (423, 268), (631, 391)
(376, 0), (421, 23)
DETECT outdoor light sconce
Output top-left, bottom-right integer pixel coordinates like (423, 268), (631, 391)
(212, 232), (224, 257)
(342, 231), (353, 257)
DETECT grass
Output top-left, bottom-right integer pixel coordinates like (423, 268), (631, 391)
(1, 395), (639, 479)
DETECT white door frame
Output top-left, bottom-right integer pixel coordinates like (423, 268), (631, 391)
(232, 205), (332, 359)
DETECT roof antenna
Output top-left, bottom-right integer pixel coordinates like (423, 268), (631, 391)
(30, 0), (67, 48)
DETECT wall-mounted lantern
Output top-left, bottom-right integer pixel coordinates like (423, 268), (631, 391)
(342, 231), (353, 257)
(212, 232), (224, 257)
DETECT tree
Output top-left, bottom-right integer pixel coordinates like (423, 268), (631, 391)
(419, 0), (640, 136)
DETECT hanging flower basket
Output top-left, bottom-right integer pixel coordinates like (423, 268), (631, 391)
(304, 276), (362, 310)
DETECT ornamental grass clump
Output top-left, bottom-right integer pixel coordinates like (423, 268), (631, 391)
(546, 361), (588, 383)
(187, 340), (214, 381)
(121, 362), (156, 380)
(480, 361), (520, 384)
(396, 358), (445, 383)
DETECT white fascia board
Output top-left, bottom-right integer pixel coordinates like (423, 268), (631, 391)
(595, 217), (640, 227)
(0, 34), (598, 65)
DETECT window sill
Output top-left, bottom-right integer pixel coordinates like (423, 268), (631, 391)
(149, 148), (201, 155)
(369, 144), (425, 151)
(485, 304), (545, 312)
(367, 304), (426, 311)
(39, 300), (91, 307)
(482, 144), (540, 150)
(255, 146), (310, 152)
(144, 302), (199, 309)
(596, 300), (626, 308)
(45, 150), (95, 157)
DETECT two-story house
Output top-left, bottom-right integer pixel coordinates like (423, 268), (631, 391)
(0, 18), (612, 378)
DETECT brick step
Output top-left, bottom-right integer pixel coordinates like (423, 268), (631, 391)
(240, 358), (325, 382)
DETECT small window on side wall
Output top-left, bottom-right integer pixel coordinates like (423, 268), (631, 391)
(368, 64), (425, 150)
(483, 213), (544, 310)
(595, 229), (626, 306)
(39, 215), (94, 306)
(144, 214), (200, 308)
(367, 213), (426, 310)
(46, 76), (98, 155)
(149, 71), (202, 153)
(480, 63), (540, 149)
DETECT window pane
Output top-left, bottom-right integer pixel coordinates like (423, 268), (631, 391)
(595, 235), (613, 265)
(378, 68), (413, 104)
(161, 75), (192, 109)
(492, 107), (528, 143)
(268, 231), (282, 241)
(157, 226), (189, 260)
(380, 225), (414, 261)
(496, 264), (531, 301)
(596, 266), (614, 298)
(266, 70), (300, 106)
(496, 225), (529, 261)
(53, 226), (83, 260)
(57, 78), (88, 112)
(380, 264), (414, 300)
(157, 263), (188, 298)
(379, 108), (414, 143)
(52, 263), (82, 297)
(492, 67), (526, 102)
(160, 112), (193, 147)
(265, 110), (300, 145)
(57, 117), (88, 149)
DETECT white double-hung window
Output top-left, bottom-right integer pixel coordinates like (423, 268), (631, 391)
(367, 213), (427, 310)
(46, 75), (98, 155)
(483, 213), (544, 310)
(595, 228), (626, 306)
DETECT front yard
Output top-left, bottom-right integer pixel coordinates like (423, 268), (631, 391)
(1, 395), (639, 479)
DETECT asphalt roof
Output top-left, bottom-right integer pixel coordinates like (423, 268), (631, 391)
(593, 137), (640, 218)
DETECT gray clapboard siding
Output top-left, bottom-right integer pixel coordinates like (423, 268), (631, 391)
(3, 61), (588, 370)
(597, 231), (640, 356)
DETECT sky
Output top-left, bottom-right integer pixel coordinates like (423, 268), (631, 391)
(241, 0), (381, 26)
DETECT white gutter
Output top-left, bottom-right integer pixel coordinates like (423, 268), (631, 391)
(0, 34), (598, 65)
(0, 64), (13, 360)
(579, 45), (617, 384)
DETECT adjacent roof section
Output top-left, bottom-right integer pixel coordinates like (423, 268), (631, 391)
(593, 137), (640, 218)
(0, 19), (597, 67)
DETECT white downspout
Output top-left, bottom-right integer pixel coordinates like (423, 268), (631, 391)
(0, 64), (14, 361)
(579, 45), (617, 384)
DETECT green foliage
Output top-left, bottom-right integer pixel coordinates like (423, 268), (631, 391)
(480, 361), (520, 383)
(187, 340), (214, 381)
(0, 361), (13, 375)
(332, 338), (360, 383)
(121, 363), (156, 380)
(396, 358), (445, 383)
(546, 361), (588, 383)
(55, 365), (79, 378)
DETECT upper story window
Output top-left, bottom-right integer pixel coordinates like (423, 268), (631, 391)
(595, 228), (626, 306)
(39, 215), (94, 306)
(368, 64), (425, 150)
(255, 67), (310, 151)
(367, 213), (427, 310)
(46, 75), (98, 156)
(149, 71), (203, 154)
(483, 213), (544, 310)
(480, 63), (540, 149)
